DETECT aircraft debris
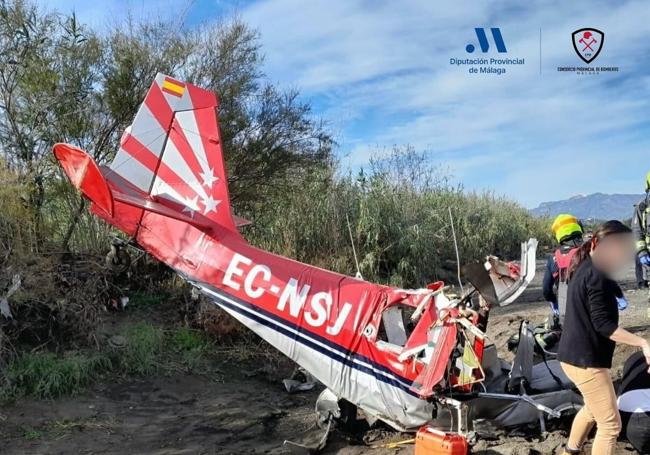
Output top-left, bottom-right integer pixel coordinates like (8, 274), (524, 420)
(0, 274), (21, 319)
(370, 437), (415, 449)
(53, 74), (582, 447)
(283, 415), (331, 454)
(283, 367), (318, 393)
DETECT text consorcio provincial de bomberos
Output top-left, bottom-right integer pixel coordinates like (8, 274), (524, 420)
(450, 57), (525, 66)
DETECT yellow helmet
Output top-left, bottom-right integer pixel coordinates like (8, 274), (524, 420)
(551, 214), (583, 243)
(646, 170), (650, 192)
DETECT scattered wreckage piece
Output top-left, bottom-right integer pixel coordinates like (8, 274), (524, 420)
(283, 417), (332, 454)
(53, 74), (581, 450)
(283, 367), (318, 394)
(0, 274), (21, 319)
(462, 239), (537, 307)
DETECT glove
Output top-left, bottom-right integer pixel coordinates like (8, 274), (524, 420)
(640, 254), (650, 267)
(616, 296), (628, 311)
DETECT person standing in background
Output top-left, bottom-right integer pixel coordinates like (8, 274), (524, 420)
(542, 214), (584, 327)
(632, 171), (650, 292)
(558, 221), (650, 455)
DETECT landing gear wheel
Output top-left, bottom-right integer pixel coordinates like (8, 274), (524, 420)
(106, 240), (131, 273)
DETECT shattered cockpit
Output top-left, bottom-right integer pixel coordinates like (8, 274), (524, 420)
(316, 239), (581, 436)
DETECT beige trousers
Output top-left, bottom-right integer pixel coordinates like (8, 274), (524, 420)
(560, 362), (621, 455)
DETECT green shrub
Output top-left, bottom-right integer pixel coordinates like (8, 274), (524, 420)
(127, 291), (169, 308)
(244, 147), (551, 288)
(168, 327), (209, 352)
(23, 428), (44, 440)
(4, 351), (110, 399)
(1, 324), (219, 400)
(167, 327), (211, 370)
(119, 323), (165, 376)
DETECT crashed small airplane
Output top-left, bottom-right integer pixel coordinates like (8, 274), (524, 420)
(54, 74), (580, 441)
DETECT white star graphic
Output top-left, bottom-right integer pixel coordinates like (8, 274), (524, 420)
(201, 194), (221, 215)
(200, 168), (218, 189)
(182, 195), (199, 219)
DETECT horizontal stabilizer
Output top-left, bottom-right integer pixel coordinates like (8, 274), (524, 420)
(112, 189), (213, 230)
(54, 143), (217, 232)
(53, 143), (114, 217)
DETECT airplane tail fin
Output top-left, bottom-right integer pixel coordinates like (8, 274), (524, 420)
(110, 73), (238, 231)
(55, 73), (247, 234)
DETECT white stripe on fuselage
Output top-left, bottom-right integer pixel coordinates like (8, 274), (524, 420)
(197, 284), (413, 390)
(197, 284), (432, 430)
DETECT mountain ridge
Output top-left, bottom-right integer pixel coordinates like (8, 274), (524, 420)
(530, 192), (643, 221)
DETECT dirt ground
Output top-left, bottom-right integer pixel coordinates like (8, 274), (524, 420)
(1, 261), (649, 454)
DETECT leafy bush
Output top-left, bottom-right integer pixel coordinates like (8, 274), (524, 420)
(1, 324), (218, 400)
(167, 327), (212, 370)
(0, 164), (39, 255)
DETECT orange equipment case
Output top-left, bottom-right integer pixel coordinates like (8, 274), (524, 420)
(414, 426), (468, 455)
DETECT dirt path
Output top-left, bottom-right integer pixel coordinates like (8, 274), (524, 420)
(0, 370), (325, 454)
(1, 269), (649, 454)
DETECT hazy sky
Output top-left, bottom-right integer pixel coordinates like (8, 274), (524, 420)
(39, 0), (650, 207)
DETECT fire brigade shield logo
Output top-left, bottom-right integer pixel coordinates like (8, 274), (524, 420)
(572, 28), (604, 64)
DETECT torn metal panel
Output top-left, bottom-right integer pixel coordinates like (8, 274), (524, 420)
(283, 417), (332, 454)
(464, 239), (538, 307)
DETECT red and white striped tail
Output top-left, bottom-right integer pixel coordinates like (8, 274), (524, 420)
(109, 73), (238, 232)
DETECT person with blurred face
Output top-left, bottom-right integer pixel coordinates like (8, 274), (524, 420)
(558, 220), (650, 455)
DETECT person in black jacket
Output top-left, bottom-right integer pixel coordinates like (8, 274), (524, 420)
(558, 220), (650, 455)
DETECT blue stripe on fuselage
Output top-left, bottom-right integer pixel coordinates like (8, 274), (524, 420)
(197, 282), (419, 397)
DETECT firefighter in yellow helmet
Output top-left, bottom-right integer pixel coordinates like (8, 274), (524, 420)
(542, 214), (584, 327)
(632, 171), (650, 290)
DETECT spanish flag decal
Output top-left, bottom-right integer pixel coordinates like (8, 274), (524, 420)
(161, 77), (185, 97)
